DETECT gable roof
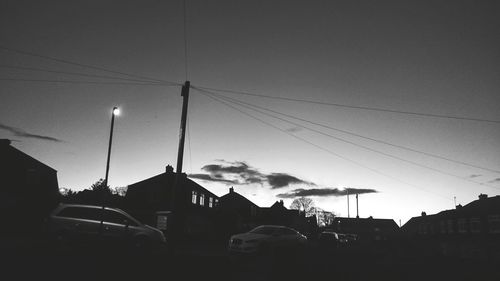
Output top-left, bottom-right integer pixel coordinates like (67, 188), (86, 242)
(219, 189), (259, 207)
(127, 169), (218, 198)
(1, 139), (57, 172)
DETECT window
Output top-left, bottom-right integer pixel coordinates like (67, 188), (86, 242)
(191, 191), (197, 204)
(249, 226), (277, 235)
(428, 223), (434, 235)
(58, 207), (102, 221)
(200, 193), (205, 206)
(488, 215), (500, 233)
(282, 228), (298, 235)
(447, 219), (454, 234)
(251, 205), (257, 217)
(458, 218), (467, 234)
(105, 210), (135, 226)
(209, 197), (213, 208)
(214, 198), (219, 207)
(440, 221), (446, 234)
(419, 223), (427, 235)
(470, 218), (481, 233)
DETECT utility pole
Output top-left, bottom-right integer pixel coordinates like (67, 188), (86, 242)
(176, 81), (190, 174)
(356, 193), (359, 218)
(170, 81), (190, 251)
(347, 189), (350, 218)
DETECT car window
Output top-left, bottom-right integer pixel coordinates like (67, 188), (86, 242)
(105, 210), (137, 226)
(249, 226), (277, 235)
(58, 207), (102, 221)
(281, 228), (297, 235)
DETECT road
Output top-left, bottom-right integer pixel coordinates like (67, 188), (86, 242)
(2, 238), (499, 281)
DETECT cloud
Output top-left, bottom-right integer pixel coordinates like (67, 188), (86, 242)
(190, 160), (313, 189)
(266, 173), (313, 189)
(276, 187), (378, 198)
(488, 178), (500, 183)
(203, 161), (262, 177)
(0, 123), (63, 142)
(187, 173), (238, 184)
(469, 174), (481, 178)
(201, 161), (266, 185)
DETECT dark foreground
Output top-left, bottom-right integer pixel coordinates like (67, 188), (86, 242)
(2, 238), (499, 281)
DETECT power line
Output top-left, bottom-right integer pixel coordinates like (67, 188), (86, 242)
(194, 87), (500, 191)
(193, 88), (454, 200)
(0, 78), (172, 86)
(194, 86), (500, 174)
(194, 85), (500, 124)
(0, 45), (182, 86)
(0, 64), (174, 85)
(183, 0), (189, 81)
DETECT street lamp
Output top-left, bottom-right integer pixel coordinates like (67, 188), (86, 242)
(104, 106), (119, 189)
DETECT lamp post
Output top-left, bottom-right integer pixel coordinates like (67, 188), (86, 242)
(104, 106), (119, 189)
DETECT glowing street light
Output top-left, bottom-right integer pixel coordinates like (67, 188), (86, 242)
(104, 106), (119, 190)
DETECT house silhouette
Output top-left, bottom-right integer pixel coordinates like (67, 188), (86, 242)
(0, 139), (60, 235)
(125, 165), (219, 241)
(402, 194), (500, 259)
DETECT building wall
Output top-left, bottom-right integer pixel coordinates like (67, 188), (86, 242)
(1, 141), (60, 234)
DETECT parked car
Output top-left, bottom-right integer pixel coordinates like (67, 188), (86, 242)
(318, 231), (341, 249)
(46, 204), (166, 251)
(228, 225), (307, 256)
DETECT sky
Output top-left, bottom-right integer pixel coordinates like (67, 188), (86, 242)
(1, 0), (499, 225)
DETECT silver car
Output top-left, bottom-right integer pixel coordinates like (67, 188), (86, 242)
(46, 204), (165, 250)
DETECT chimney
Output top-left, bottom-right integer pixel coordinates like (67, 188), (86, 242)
(229, 187), (234, 193)
(421, 212), (426, 217)
(165, 165), (174, 174)
(479, 194), (488, 200)
(279, 200), (284, 206)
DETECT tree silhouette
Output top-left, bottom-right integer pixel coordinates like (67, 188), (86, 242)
(290, 197), (336, 226)
(289, 197), (315, 216)
(91, 178), (111, 195)
(111, 186), (127, 196)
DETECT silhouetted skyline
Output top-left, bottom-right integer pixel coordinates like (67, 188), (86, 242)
(1, 0), (499, 224)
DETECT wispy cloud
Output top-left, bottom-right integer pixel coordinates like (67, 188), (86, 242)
(276, 187), (378, 198)
(188, 160), (312, 189)
(469, 174), (481, 178)
(0, 123), (63, 142)
(488, 178), (500, 183)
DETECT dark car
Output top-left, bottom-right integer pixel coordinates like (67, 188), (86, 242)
(318, 231), (341, 250)
(46, 204), (165, 251)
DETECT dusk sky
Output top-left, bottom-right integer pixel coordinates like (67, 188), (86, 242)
(1, 0), (499, 224)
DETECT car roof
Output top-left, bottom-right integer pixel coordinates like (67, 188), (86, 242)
(55, 204), (127, 214)
(58, 203), (115, 210)
(255, 225), (292, 230)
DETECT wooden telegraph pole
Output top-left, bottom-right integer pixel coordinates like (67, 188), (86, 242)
(170, 81), (190, 249)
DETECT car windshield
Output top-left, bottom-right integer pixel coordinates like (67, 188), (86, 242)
(249, 226), (277, 235)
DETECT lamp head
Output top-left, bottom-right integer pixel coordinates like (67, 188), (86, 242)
(112, 107), (120, 116)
